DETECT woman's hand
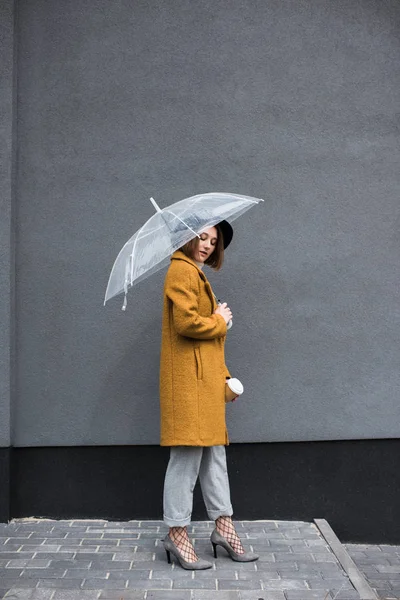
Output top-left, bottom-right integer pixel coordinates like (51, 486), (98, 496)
(214, 302), (233, 324)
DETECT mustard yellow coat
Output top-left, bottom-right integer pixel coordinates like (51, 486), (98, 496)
(159, 250), (231, 446)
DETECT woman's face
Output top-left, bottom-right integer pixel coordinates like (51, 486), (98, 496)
(194, 226), (218, 263)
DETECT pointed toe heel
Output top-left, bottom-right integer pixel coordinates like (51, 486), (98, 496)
(210, 529), (259, 562)
(163, 535), (212, 570)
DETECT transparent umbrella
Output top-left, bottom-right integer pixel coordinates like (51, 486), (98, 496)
(104, 192), (264, 310)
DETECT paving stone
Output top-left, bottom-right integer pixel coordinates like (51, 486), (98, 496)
(146, 592), (190, 600)
(63, 569), (108, 579)
(3, 589), (56, 600)
(261, 579), (308, 590)
(125, 553), (155, 562)
(314, 555), (337, 563)
(132, 561), (166, 571)
(308, 578), (353, 590)
(108, 569), (150, 580)
(0, 558), (10, 567)
(52, 592), (102, 600)
(80, 540), (119, 547)
(103, 534), (139, 540)
(102, 546), (137, 553)
(366, 578), (393, 589)
(0, 524), (18, 533)
(274, 553), (317, 562)
(1, 553), (36, 561)
(31, 533), (67, 540)
(130, 552), (155, 560)
(98, 592), (145, 599)
(70, 521), (106, 527)
(14, 527), (53, 535)
(360, 571), (396, 580)
(298, 565), (342, 574)
(88, 560), (132, 570)
(188, 568), (228, 580)
(226, 562), (259, 571)
(285, 592), (332, 599)
(240, 592), (285, 600)
(255, 553), (275, 563)
(27, 547), (61, 554)
(355, 557), (391, 565)
(74, 554), (113, 561)
(82, 579), (127, 590)
(173, 578), (217, 589)
(1, 580), (41, 589)
(9, 559), (51, 569)
(0, 566), (24, 576)
(58, 538), (84, 546)
(254, 565), (281, 576)
(86, 529), (115, 534)
(33, 553), (75, 561)
(2, 545), (23, 552)
(37, 579), (84, 589)
(66, 545), (97, 553)
(193, 592), (241, 600)
(238, 570), (279, 580)
(377, 565), (400, 573)
(261, 560), (298, 570)
(46, 559), (86, 569)
(127, 578), (172, 590)
(218, 579), (262, 590)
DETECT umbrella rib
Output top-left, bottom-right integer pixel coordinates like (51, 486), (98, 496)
(128, 210), (199, 284)
(163, 210), (200, 239)
(129, 219), (150, 284)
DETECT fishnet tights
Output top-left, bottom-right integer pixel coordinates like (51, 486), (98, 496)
(215, 515), (245, 554)
(169, 526), (198, 563)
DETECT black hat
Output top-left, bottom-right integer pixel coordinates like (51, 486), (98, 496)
(217, 220), (233, 249)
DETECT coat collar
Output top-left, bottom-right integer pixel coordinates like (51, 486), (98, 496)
(171, 250), (206, 281)
(171, 250), (217, 308)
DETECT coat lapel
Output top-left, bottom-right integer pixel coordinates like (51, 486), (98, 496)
(204, 278), (217, 311)
(171, 250), (217, 310)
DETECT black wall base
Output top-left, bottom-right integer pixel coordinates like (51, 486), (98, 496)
(0, 448), (10, 522)
(5, 440), (400, 543)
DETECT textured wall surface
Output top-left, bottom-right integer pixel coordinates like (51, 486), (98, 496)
(0, 0), (14, 448)
(13, 0), (400, 446)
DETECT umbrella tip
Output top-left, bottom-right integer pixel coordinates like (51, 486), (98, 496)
(150, 197), (162, 213)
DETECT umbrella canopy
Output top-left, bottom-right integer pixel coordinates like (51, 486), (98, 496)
(104, 192), (264, 310)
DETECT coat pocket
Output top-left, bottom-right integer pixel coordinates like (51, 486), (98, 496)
(194, 347), (203, 380)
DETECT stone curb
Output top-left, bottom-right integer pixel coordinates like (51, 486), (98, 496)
(314, 519), (378, 600)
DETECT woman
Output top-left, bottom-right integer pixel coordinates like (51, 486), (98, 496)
(159, 220), (259, 569)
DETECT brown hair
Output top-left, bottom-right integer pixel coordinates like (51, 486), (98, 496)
(180, 224), (224, 270)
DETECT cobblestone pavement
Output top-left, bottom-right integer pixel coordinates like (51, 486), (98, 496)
(0, 519), (360, 600)
(346, 543), (400, 600)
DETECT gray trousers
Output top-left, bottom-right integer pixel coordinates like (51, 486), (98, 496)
(163, 445), (233, 527)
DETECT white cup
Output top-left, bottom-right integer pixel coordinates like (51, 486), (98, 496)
(225, 378), (244, 402)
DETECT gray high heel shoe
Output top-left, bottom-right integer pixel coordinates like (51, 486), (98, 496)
(163, 535), (212, 570)
(211, 528), (259, 562)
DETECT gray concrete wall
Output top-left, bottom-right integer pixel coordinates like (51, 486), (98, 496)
(12, 0), (400, 446)
(0, 0), (15, 448)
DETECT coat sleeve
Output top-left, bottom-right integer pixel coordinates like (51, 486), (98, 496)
(166, 266), (227, 340)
